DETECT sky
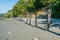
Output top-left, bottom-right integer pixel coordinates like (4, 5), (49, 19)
(0, 0), (18, 14)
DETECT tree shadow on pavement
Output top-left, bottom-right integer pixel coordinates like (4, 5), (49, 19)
(48, 30), (60, 36)
(25, 23), (60, 36)
(37, 26), (60, 36)
(17, 19), (60, 36)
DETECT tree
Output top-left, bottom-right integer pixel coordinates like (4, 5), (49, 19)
(27, 0), (47, 26)
(46, 0), (60, 31)
(14, 0), (28, 21)
(33, 0), (44, 27)
(26, 0), (34, 25)
(13, 6), (18, 17)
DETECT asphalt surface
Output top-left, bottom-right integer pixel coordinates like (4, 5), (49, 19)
(0, 18), (60, 40)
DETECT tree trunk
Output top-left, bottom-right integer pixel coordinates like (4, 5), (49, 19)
(35, 12), (37, 27)
(29, 13), (31, 25)
(26, 13), (28, 24)
(46, 13), (50, 31)
(20, 13), (24, 21)
(46, 9), (51, 31)
(22, 18), (24, 22)
(26, 17), (28, 23)
(20, 16), (22, 21)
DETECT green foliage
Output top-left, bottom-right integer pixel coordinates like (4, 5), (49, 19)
(5, 0), (60, 18)
(4, 10), (13, 18)
(51, 0), (60, 18)
(27, 0), (46, 13)
(13, 0), (27, 17)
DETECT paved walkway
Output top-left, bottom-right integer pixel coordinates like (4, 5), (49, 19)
(0, 18), (60, 40)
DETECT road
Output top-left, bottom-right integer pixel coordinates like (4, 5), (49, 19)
(0, 18), (60, 40)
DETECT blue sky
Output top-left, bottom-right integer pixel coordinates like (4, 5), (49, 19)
(0, 0), (18, 14)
